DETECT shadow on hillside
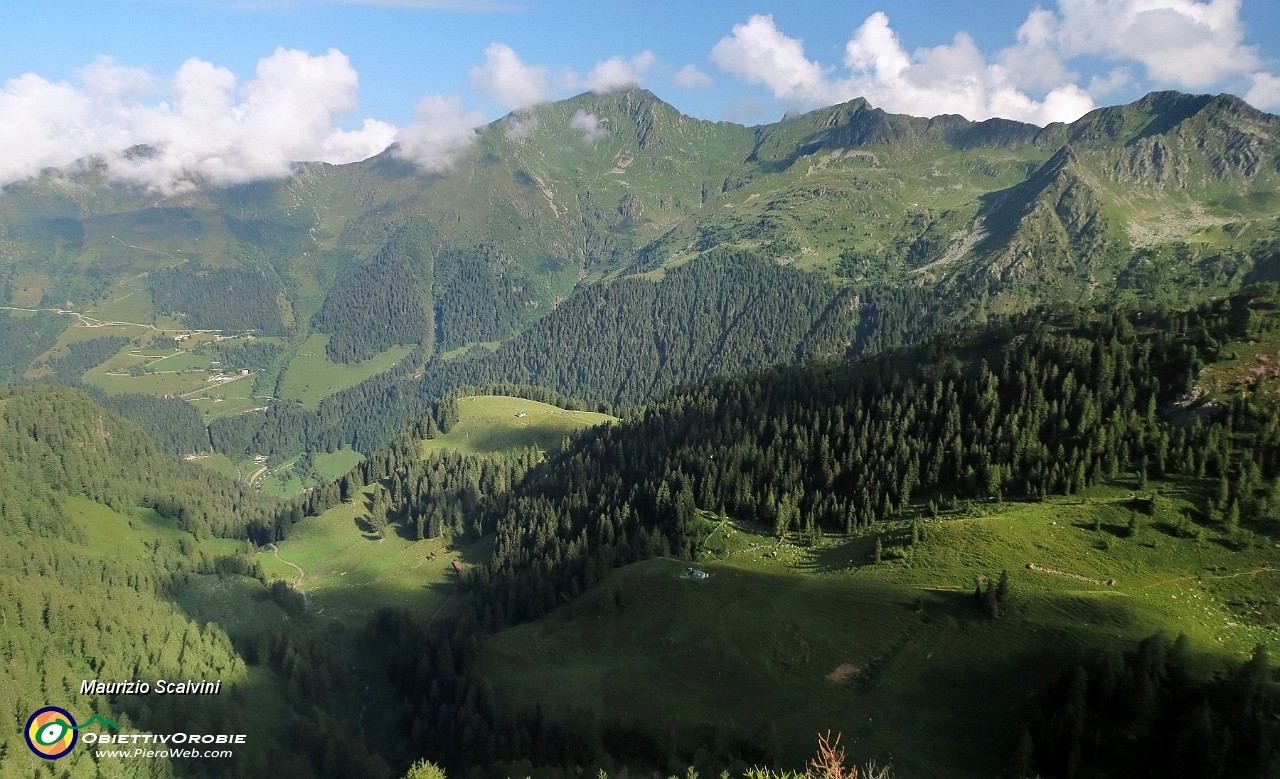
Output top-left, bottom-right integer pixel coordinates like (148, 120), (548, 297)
(792, 535), (874, 573)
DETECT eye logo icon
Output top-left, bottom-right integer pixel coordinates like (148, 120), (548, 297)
(25, 707), (77, 759)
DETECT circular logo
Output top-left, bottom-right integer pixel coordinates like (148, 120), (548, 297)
(25, 707), (77, 759)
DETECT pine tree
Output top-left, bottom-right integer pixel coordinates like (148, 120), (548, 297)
(995, 569), (1010, 604)
(1224, 499), (1240, 540)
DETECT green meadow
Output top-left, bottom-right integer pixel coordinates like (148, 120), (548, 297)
(256, 486), (493, 624)
(278, 333), (413, 410)
(312, 447), (365, 480)
(245, 448), (365, 498)
(189, 452), (242, 481)
(67, 495), (246, 561)
(254, 396), (610, 627)
(479, 479), (1280, 777)
(422, 395), (615, 457)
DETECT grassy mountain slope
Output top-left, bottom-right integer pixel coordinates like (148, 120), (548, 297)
(0, 385), (394, 778)
(402, 283), (1280, 774)
(234, 284), (1280, 775)
(9, 291), (1278, 777)
(4, 88), (1280, 477)
(480, 484), (1277, 776)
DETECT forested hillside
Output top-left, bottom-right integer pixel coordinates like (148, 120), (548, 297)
(5, 82), (1280, 778)
(312, 218), (437, 362)
(1, 386), (269, 538)
(216, 283), (1280, 775)
(4, 88), (1280, 472)
(149, 265), (289, 335)
(463, 286), (1280, 623)
(207, 250), (952, 460)
(0, 385), (392, 778)
(5, 284), (1280, 776)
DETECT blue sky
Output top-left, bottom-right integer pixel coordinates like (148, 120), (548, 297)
(2, 0), (1278, 189)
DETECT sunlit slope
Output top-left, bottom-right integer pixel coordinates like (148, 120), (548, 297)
(421, 395), (615, 457)
(481, 483), (1279, 776)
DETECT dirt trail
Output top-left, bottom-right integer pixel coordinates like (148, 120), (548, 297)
(1135, 566), (1279, 590)
(0, 303), (247, 337)
(267, 543), (305, 586)
(245, 463), (268, 485)
(0, 304), (167, 332)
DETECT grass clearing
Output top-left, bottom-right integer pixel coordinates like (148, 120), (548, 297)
(479, 479), (1280, 776)
(256, 486), (493, 623)
(238, 448), (364, 499)
(313, 448), (365, 480)
(189, 392), (267, 421)
(279, 333), (413, 410)
(439, 341), (502, 361)
(62, 332), (269, 421)
(84, 365), (209, 396)
(85, 277), (156, 324)
(422, 395), (615, 457)
(28, 321), (148, 369)
(8, 273), (49, 307)
(259, 463), (309, 499)
(173, 574), (287, 638)
(67, 495), (244, 560)
(190, 452), (242, 481)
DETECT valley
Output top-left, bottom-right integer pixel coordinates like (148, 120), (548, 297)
(3, 83), (1280, 779)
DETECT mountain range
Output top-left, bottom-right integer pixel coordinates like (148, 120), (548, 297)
(5, 86), (1280, 779)
(3, 87), (1280, 467)
(4, 88), (1279, 329)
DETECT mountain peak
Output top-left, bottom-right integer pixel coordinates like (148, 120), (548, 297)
(1066, 90), (1278, 149)
(500, 87), (723, 151)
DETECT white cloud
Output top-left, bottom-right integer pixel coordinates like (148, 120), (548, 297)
(709, 15), (828, 105)
(0, 48), (396, 191)
(710, 13), (1093, 125)
(503, 113), (538, 141)
(569, 109), (607, 142)
(394, 94), (484, 173)
(0, 74), (112, 186)
(322, 117), (400, 161)
(1087, 67), (1136, 97)
(571, 51), (655, 94)
(995, 0), (1280, 105)
(1246, 72), (1280, 112)
(470, 43), (549, 110)
(673, 64), (713, 89)
(711, 3), (1280, 125)
(997, 8), (1076, 91)
(79, 56), (157, 101)
(1046, 0), (1260, 89)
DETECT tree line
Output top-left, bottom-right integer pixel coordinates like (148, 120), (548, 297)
(453, 285), (1280, 626)
(0, 383), (393, 777)
(209, 250), (955, 461)
(1018, 634), (1279, 778)
(238, 284), (1280, 774)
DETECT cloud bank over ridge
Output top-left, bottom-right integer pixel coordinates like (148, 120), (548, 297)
(2, 1), (1277, 191)
(0, 49), (401, 191)
(708, 1), (1278, 126)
